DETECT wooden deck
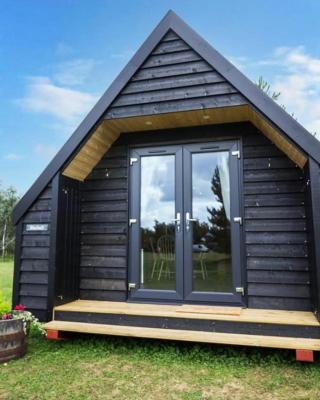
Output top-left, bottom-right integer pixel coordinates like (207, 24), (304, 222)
(45, 300), (320, 351)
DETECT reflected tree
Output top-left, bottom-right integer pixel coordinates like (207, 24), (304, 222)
(207, 166), (231, 253)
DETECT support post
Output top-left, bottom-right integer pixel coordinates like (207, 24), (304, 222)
(307, 158), (320, 320)
(296, 349), (314, 363)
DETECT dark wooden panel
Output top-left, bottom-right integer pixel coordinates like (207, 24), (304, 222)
(247, 270), (310, 284)
(82, 178), (127, 191)
(81, 189), (128, 202)
(97, 158), (127, 168)
(29, 199), (52, 211)
(23, 211), (51, 223)
(80, 279), (126, 291)
(81, 234), (126, 245)
(19, 296), (47, 310)
(20, 259), (49, 272)
(245, 206), (306, 219)
(243, 145), (283, 158)
(248, 297), (311, 311)
(22, 235), (50, 247)
(80, 256), (127, 268)
(20, 272), (48, 284)
(152, 39), (190, 54)
(81, 211), (127, 223)
(246, 257), (309, 271)
(39, 187), (52, 200)
(243, 157), (297, 170)
(80, 267), (126, 279)
(245, 219), (307, 232)
(246, 232), (307, 245)
(244, 169), (303, 182)
(112, 82), (237, 107)
(106, 93), (246, 119)
(131, 60), (212, 81)
(21, 247), (50, 260)
(79, 290), (127, 301)
(86, 168), (127, 180)
(244, 181), (305, 195)
(141, 50), (201, 68)
(80, 223), (127, 234)
(81, 201), (128, 212)
(246, 244), (308, 258)
(81, 245), (127, 257)
(122, 71), (224, 94)
(161, 30), (180, 41)
(19, 284), (48, 297)
(244, 193), (305, 207)
(248, 283), (310, 298)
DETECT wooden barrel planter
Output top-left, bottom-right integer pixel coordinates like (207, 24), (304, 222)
(0, 319), (26, 363)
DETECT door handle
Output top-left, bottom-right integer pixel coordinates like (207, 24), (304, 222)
(172, 212), (181, 231)
(186, 212), (197, 231)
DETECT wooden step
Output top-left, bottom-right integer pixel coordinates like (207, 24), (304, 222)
(44, 320), (320, 351)
(53, 300), (320, 326)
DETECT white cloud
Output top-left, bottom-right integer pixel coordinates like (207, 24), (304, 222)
(252, 46), (320, 138)
(110, 50), (134, 60)
(33, 144), (58, 159)
(16, 76), (98, 125)
(4, 153), (23, 160)
(53, 59), (97, 86)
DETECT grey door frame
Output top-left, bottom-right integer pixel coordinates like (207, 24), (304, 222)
(128, 140), (243, 304)
(183, 141), (243, 304)
(128, 145), (184, 301)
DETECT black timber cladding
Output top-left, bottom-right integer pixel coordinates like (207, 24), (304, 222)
(17, 184), (52, 320)
(78, 124), (312, 311)
(79, 145), (128, 301)
(105, 30), (246, 119)
(243, 133), (311, 311)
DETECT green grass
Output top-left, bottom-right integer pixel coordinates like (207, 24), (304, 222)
(1, 259), (320, 399)
(0, 258), (13, 312)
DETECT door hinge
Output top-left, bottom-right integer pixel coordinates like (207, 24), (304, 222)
(129, 218), (137, 226)
(233, 216), (242, 225)
(128, 282), (136, 291)
(130, 157), (138, 165)
(235, 287), (245, 296)
(232, 150), (240, 159)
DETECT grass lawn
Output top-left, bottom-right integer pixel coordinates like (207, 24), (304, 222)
(1, 259), (320, 400)
(0, 258), (14, 308)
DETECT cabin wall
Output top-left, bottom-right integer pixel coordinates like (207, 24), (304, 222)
(77, 124), (312, 311)
(14, 183), (52, 320)
(79, 145), (128, 301)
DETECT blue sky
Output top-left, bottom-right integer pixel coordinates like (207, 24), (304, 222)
(1, 0), (320, 195)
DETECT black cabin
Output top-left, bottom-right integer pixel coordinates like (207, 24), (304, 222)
(12, 11), (320, 359)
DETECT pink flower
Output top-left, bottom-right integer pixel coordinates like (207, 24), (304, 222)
(14, 304), (26, 311)
(1, 313), (13, 320)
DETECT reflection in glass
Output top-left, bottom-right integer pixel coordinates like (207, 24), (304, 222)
(192, 151), (232, 292)
(140, 155), (175, 290)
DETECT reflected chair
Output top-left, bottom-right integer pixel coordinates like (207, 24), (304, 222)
(150, 238), (160, 279)
(157, 235), (175, 280)
(194, 252), (208, 280)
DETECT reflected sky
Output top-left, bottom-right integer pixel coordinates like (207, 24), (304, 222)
(140, 155), (175, 229)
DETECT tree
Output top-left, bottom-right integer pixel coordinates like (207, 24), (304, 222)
(0, 184), (19, 259)
(207, 166), (231, 254)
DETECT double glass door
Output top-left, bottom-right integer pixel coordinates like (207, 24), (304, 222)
(129, 140), (243, 304)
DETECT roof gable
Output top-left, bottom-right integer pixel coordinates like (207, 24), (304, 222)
(13, 10), (320, 224)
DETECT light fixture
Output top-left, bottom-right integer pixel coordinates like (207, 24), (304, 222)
(203, 115), (210, 120)
(145, 121), (152, 126)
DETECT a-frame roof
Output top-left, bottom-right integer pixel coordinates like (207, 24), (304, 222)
(13, 10), (320, 224)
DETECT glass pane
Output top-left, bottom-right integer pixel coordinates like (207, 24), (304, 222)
(140, 155), (175, 290)
(192, 151), (232, 292)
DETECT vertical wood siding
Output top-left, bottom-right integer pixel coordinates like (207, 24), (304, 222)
(79, 145), (128, 301)
(105, 30), (246, 120)
(243, 133), (311, 311)
(18, 184), (52, 319)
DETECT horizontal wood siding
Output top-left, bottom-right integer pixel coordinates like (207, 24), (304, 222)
(18, 184), (52, 319)
(243, 133), (311, 311)
(105, 30), (246, 119)
(79, 145), (128, 301)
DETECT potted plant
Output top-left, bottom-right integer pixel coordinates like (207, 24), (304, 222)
(0, 304), (45, 363)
